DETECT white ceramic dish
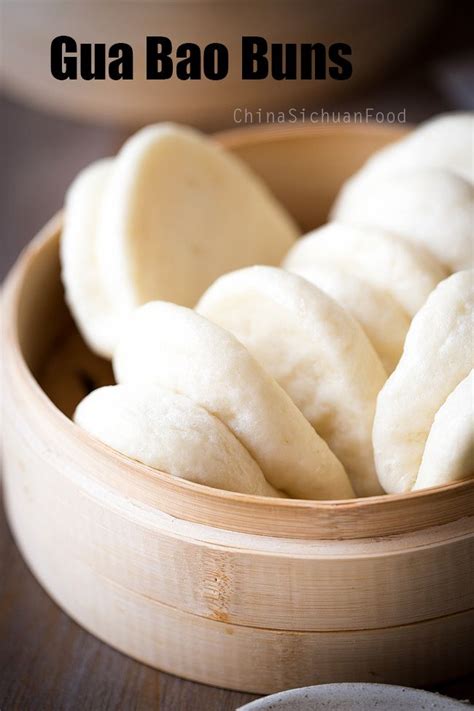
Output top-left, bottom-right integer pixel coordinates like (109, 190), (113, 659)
(238, 683), (469, 710)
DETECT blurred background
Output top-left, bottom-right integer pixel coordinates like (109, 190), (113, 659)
(1, 0), (473, 280)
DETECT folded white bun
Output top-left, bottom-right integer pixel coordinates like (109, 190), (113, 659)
(353, 112), (474, 184)
(197, 266), (386, 497)
(283, 223), (446, 317)
(74, 384), (282, 497)
(288, 264), (410, 373)
(413, 371), (473, 491)
(61, 124), (298, 358)
(96, 123), (298, 317)
(114, 302), (354, 500)
(331, 169), (473, 272)
(60, 159), (119, 358)
(373, 270), (473, 494)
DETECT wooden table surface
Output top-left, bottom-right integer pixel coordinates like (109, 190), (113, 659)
(1, 16), (474, 706)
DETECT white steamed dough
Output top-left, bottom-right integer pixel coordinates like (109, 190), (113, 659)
(413, 371), (474, 491)
(350, 112), (474, 184)
(283, 222), (446, 317)
(113, 301), (355, 500)
(96, 123), (298, 318)
(74, 384), (282, 497)
(61, 123), (298, 358)
(373, 270), (473, 494)
(61, 112), (473, 501)
(60, 159), (119, 358)
(331, 169), (473, 272)
(288, 263), (410, 373)
(197, 266), (386, 497)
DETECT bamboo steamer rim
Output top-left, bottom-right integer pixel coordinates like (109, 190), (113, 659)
(215, 119), (411, 146)
(3, 124), (473, 541)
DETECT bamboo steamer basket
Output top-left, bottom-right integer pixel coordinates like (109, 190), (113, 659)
(2, 125), (474, 694)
